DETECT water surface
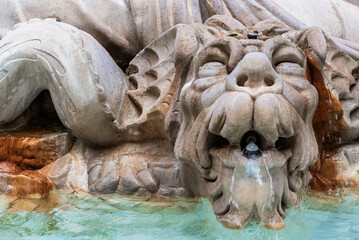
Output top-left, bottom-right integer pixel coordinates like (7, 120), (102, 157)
(1, 189), (359, 240)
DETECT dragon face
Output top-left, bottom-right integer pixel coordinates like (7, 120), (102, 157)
(175, 37), (319, 229)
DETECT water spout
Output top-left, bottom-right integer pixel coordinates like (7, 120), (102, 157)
(243, 134), (261, 158)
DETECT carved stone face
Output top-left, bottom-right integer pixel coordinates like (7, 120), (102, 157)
(175, 37), (319, 229)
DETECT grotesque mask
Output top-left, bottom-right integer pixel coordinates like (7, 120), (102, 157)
(175, 35), (319, 229)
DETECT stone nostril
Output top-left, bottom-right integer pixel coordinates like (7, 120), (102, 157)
(236, 75), (248, 87)
(264, 76), (275, 87)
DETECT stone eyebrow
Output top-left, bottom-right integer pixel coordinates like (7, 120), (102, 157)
(271, 45), (306, 68)
(195, 45), (231, 67)
(193, 37), (245, 70)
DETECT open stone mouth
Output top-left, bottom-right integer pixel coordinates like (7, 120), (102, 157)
(208, 130), (294, 175)
(205, 130), (296, 229)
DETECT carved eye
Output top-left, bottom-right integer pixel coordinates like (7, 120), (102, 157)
(275, 62), (305, 76)
(194, 62), (227, 91)
(198, 62), (227, 78)
(272, 47), (306, 76)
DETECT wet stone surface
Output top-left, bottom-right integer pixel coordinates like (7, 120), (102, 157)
(0, 130), (72, 170)
(0, 130), (72, 197)
(0, 168), (53, 198)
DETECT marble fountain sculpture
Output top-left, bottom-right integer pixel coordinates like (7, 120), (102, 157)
(0, 0), (359, 230)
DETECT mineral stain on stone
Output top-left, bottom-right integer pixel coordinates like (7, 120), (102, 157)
(0, 162), (54, 198)
(0, 130), (73, 198)
(305, 51), (348, 191)
(0, 130), (72, 170)
(305, 51), (346, 147)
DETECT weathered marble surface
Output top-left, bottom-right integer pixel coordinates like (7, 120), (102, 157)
(271, 0), (359, 42)
(0, 130), (72, 169)
(39, 140), (89, 193)
(0, 19), (129, 145)
(1, 0), (359, 60)
(0, 130), (71, 197)
(0, 0), (359, 231)
(310, 143), (359, 191)
(40, 139), (185, 196)
(0, 162), (53, 198)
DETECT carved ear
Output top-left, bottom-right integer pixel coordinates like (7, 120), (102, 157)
(125, 23), (220, 142)
(128, 24), (200, 90)
(123, 16), (249, 142)
(294, 27), (328, 70)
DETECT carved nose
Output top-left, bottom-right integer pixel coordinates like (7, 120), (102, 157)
(225, 52), (283, 98)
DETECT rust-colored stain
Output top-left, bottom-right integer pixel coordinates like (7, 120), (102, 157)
(305, 51), (347, 148)
(0, 129), (71, 170)
(305, 51), (348, 191)
(0, 161), (21, 173)
(0, 129), (71, 198)
(0, 161), (53, 198)
(308, 148), (347, 191)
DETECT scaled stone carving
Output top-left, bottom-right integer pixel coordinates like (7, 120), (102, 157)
(0, 0), (359, 231)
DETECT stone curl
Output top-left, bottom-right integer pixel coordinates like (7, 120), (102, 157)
(0, 19), (128, 145)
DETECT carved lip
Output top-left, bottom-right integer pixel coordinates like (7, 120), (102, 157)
(203, 130), (298, 230)
(209, 145), (292, 176)
(208, 129), (295, 173)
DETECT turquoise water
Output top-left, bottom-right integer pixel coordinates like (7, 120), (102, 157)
(1, 190), (359, 240)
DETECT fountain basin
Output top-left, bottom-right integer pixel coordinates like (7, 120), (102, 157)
(0, 190), (359, 239)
